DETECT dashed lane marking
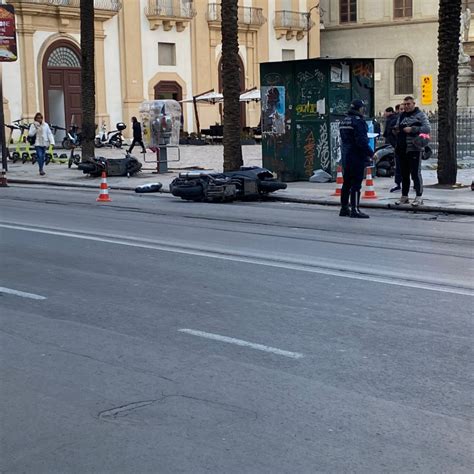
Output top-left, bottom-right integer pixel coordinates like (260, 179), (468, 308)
(0, 286), (46, 300)
(178, 328), (304, 359)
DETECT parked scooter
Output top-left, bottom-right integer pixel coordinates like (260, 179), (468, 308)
(94, 122), (126, 148)
(62, 124), (82, 150)
(5, 119), (28, 162)
(373, 144), (395, 178)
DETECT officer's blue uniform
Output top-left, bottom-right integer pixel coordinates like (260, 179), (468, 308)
(339, 106), (374, 215)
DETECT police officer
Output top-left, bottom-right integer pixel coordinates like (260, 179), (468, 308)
(339, 99), (374, 219)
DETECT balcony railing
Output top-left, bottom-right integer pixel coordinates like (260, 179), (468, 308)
(207, 4), (266, 29)
(8, 0), (122, 11)
(145, 0), (196, 31)
(274, 10), (314, 40)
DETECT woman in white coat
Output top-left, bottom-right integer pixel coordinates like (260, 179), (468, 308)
(28, 112), (55, 175)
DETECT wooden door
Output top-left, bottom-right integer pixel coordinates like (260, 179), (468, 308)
(43, 42), (81, 129)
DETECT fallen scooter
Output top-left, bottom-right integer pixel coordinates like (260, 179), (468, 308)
(170, 166), (287, 202)
(77, 152), (142, 178)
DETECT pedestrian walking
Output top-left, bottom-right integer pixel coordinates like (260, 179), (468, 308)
(339, 99), (374, 219)
(128, 116), (146, 154)
(383, 106), (401, 192)
(393, 96), (431, 207)
(28, 112), (55, 176)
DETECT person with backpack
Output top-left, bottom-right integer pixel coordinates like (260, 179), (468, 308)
(28, 112), (55, 176)
(128, 116), (146, 154)
(393, 96), (431, 207)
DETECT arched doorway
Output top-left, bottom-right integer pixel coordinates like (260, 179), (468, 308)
(218, 55), (246, 129)
(43, 41), (81, 138)
(154, 80), (183, 128)
(154, 80), (183, 102)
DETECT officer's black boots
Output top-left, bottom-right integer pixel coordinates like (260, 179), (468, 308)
(350, 191), (370, 219)
(339, 206), (351, 217)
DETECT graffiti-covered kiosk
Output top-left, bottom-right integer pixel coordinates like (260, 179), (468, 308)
(260, 58), (375, 182)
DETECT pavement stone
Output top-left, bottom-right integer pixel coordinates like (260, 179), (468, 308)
(3, 144), (474, 215)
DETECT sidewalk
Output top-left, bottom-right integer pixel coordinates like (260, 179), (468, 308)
(4, 145), (474, 215)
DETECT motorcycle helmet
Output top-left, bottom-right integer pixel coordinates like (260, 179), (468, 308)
(116, 122), (127, 131)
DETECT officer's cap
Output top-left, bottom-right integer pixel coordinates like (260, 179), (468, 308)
(350, 99), (365, 110)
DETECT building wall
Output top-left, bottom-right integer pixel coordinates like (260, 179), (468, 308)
(319, 0), (439, 112)
(2, 0), (321, 135)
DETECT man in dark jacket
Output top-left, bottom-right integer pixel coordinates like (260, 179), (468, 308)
(394, 96), (430, 207)
(339, 99), (374, 219)
(128, 116), (146, 154)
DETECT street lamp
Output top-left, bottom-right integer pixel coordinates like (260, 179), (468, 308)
(306, 3), (320, 59)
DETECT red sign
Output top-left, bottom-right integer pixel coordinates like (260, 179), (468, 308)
(0, 4), (17, 62)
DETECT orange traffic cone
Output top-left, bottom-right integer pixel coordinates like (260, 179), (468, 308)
(362, 167), (377, 199)
(96, 171), (112, 202)
(332, 165), (344, 196)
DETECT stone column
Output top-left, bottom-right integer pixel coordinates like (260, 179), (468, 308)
(118, 1), (145, 132)
(458, 65), (474, 110)
(94, 24), (110, 128)
(17, 18), (37, 120)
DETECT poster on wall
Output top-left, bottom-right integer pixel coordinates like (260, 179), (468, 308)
(0, 4), (17, 62)
(261, 86), (286, 135)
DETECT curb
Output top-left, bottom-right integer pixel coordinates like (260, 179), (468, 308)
(7, 178), (474, 216)
(271, 195), (474, 216)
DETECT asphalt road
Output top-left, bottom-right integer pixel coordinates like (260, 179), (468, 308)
(1, 185), (473, 474)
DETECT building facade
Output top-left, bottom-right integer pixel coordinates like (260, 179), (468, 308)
(2, 0), (321, 137)
(319, 0), (444, 112)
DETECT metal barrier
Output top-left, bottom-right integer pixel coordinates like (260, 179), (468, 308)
(142, 145), (181, 174)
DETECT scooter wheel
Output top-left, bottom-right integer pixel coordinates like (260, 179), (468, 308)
(94, 138), (104, 148)
(73, 154), (81, 165)
(12, 152), (20, 163)
(22, 152), (29, 164)
(45, 154), (52, 165)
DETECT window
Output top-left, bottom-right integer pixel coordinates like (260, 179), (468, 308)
(394, 0), (412, 19)
(282, 49), (295, 61)
(340, 0), (357, 23)
(394, 55), (413, 95)
(47, 47), (81, 68)
(158, 42), (176, 66)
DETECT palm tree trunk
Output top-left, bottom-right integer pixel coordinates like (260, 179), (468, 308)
(80, 0), (95, 161)
(221, 0), (243, 171)
(437, 0), (461, 184)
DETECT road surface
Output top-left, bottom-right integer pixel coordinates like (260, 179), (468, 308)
(1, 185), (473, 473)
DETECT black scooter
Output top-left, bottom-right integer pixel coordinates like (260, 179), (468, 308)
(170, 166), (287, 202)
(77, 152), (142, 178)
(373, 144), (396, 178)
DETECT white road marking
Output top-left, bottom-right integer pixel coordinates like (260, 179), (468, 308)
(0, 286), (46, 300)
(178, 328), (304, 359)
(1, 222), (473, 297)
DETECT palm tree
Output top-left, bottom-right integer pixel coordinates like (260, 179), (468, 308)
(437, 0), (462, 184)
(221, 0), (243, 171)
(80, 0), (95, 161)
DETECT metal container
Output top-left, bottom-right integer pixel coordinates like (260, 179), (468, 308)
(260, 58), (375, 181)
